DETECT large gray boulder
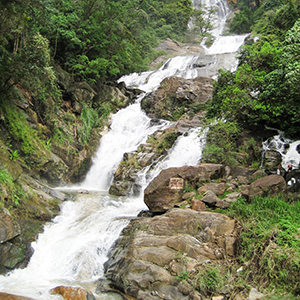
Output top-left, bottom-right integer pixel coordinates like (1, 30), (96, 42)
(103, 208), (237, 300)
(141, 76), (213, 121)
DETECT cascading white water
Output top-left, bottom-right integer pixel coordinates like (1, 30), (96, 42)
(263, 135), (300, 170)
(81, 96), (170, 191)
(192, 0), (230, 37)
(0, 1), (249, 299)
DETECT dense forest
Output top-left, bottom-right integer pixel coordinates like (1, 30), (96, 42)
(0, 0), (195, 161)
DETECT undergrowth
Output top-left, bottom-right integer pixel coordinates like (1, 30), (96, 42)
(0, 167), (24, 208)
(223, 196), (300, 297)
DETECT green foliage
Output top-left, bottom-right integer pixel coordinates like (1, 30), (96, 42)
(10, 150), (20, 161)
(209, 11), (300, 138)
(77, 104), (99, 146)
(229, 5), (254, 34)
(1, 102), (46, 156)
(191, 6), (215, 36)
(157, 132), (179, 154)
(176, 270), (189, 281)
(224, 196), (300, 294)
(202, 120), (241, 166)
(195, 265), (222, 295)
(0, 167), (24, 207)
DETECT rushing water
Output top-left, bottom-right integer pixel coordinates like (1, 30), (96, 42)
(0, 1), (266, 299)
(263, 135), (300, 171)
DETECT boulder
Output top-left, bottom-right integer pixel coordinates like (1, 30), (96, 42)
(0, 213), (24, 269)
(50, 286), (95, 300)
(248, 175), (287, 201)
(263, 150), (282, 172)
(228, 166), (256, 180)
(144, 164), (225, 212)
(92, 84), (130, 110)
(0, 293), (37, 300)
(197, 182), (227, 195)
(201, 190), (219, 207)
(191, 198), (206, 211)
(67, 82), (96, 105)
(141, 76), (213, 121)
(0, 241), (25, 269)
(104, 209), (237, 300)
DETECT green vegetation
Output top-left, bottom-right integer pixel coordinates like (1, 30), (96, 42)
(202, 120), (241, 166)
(201, 120), (261, 167)
(0, 0), (194, 90)
(176, 195), (300, 299)
(0, 167), (23, 208)
(210, 0), (300, 138)
(223, 196), (300, 297)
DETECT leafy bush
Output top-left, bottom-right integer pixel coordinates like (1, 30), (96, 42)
(202, 120), (240, 166)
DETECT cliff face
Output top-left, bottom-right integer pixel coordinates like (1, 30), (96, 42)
(0, 68), (139, 274)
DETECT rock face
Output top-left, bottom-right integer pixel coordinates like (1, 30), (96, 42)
(144, 164), (225, 212)
(104, 208), (237, 300)
(141, 76), (213, 121)
(109, 126), (182, 196)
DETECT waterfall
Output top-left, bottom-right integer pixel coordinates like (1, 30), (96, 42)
(80, 96), (170, 191)
(0, 1), (247, 299)
(263, 135), (300, 171)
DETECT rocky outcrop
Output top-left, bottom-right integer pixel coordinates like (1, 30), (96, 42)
(0, 66), (139, 274)
(103, 208), (237, 300)
(109, 126), (182, 196)
(141, 76), (213, 121)
(144, 164), (225, 212)
(103, 162), (295, 300)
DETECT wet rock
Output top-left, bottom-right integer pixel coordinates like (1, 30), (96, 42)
(0, 293), (37, 300)
(50, 286), (96, 300)
(0, 242), (25, 269)
(263, 150), (282, 172)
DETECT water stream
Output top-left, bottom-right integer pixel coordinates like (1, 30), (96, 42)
(0, 1), (261, 299)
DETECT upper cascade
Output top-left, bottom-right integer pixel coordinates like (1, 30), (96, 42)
(192, 0), (230, 37)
